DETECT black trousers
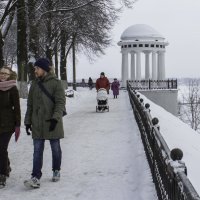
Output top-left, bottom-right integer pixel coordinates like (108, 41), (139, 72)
(0, 132), (12, 175)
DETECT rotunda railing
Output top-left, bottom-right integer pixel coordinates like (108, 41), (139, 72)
(128, 79), (177, 90)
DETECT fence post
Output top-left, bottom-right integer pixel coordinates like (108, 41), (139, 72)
(149, 79), (151, 89)
(145, 103), (150, 112)
(167, 79), (170, 89)
(151, 117), (159, 184)
(169, 148), (186, 200)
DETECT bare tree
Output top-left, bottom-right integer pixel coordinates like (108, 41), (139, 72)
(27, 0), (40, 81)
(17, 0), (28, 98)
(1, 0), (137, 85)
(56, 0), (137, 87)
(3, 22), (17, 67)
(0, 0), (16, 67)
(179, 79), (200, 132)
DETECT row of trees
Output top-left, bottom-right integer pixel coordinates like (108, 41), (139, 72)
(0, 0), (137, 97)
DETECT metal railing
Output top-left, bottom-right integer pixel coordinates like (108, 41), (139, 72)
(127, 81), (200, 200)
(129, 79), (177, 90)
(68, 82), (93, 87)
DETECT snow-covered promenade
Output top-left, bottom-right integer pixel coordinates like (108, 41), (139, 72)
(1, 88), (156, 200)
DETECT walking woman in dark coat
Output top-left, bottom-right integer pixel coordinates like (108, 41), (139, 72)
(111, 78), (120, 98)
(88, 77), (93, 90)
(0, 66), (21, 188)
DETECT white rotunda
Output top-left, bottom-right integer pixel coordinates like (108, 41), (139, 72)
(118, 24), (169, 87)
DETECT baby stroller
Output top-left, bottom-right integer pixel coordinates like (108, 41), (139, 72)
(96, 88), (109, 112)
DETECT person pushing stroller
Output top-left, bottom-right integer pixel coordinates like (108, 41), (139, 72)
(95, 72), (110, 94)
(95, 72), (110, 112)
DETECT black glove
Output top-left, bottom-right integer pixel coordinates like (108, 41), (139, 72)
(46, 119), (58, 132)
(25, 124), (32, 135)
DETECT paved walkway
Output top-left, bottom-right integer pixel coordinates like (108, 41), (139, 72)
(1, 88), (157, 200)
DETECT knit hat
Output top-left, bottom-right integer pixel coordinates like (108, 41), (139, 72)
(34, 58), (50, 72)
(100, 72), (105, 76)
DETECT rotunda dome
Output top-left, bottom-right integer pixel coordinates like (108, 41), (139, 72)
(121, 24), (164, 41)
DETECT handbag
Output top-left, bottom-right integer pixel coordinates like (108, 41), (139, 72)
(38, 81), (67, 117)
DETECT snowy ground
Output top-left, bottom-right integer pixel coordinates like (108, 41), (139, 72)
(1, 88), (157, 200)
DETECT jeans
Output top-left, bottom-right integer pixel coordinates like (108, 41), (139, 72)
(0, 132), (12, 175)
(32, 139), (62, 179)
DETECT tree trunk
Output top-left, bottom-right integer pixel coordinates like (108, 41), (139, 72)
(17, 0), (28, 98)
(72, 36), (76, 91)
(60, 30), (67, 82)
(46, 46), (52, 62)
(54, 43), (58, 77)
(45, 0), (53, 63)
(27, 0), (39, 81)
(27, 62), (35, 81)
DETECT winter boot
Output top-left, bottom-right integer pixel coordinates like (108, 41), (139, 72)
(0, 174), (6, 189)
(24, 177), (40, 189)
(52, 170), (60, 182)
(6, 166), (11, 177)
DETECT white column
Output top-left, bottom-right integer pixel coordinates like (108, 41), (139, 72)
(145, 51), (150, 80)
(157, 52), (161, 80)
(161, 52), (165, 80)
(130, 52), (135, 80)
(136, 51), (141, 80)
(152, 51), (157, 80)
(157, 51), (165, 80)
(121, 51), (129, 87)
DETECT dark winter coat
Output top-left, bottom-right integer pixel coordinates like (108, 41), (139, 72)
(0, 85), (21, 134)
(96, 77), (110, 93)
(24, 73), (65, 139)
(88, 78), (93, 88)
(111, 81), (120, 96)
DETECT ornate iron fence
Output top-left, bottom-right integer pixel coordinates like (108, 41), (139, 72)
(127, 81), (200, 200)
(129, 79), (177, 90)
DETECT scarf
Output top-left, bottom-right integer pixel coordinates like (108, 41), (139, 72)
(0, 80), (17, 91)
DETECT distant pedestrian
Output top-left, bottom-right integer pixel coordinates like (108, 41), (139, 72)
(96, 72), (110, 94)
(24, 58), (66, 189)
(88, 77), (93, 90)
(0, 66), (21, 188)
(111, 78), (120, 98)
(81, 78), (86, 87)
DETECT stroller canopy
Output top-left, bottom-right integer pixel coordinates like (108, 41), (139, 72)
(97, 88), (108, 101)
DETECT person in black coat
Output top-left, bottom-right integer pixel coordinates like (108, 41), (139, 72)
(0, 67), (21, 188)
(88, 77), (93, 90)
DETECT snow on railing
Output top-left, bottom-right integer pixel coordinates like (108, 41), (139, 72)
(127, 81), (200, 200)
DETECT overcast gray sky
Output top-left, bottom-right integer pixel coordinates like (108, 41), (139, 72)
(70, 0), (200, 80)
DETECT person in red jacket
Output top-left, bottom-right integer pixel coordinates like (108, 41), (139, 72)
(95, 72), (110, 94)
